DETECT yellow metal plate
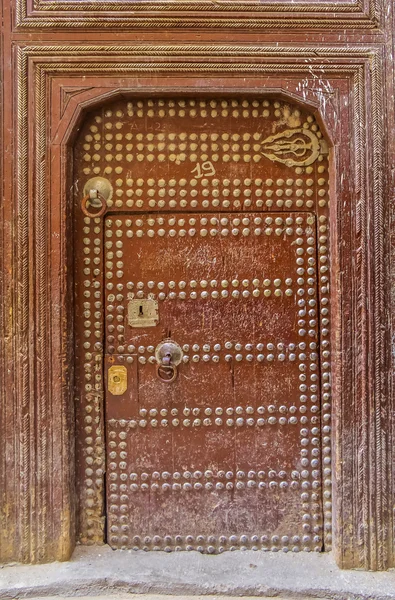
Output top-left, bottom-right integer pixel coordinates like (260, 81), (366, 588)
(108, 365), (127, 395)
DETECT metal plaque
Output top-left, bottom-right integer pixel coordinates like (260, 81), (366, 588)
(107, 365), (127, 395)
(128, 298), (159, 327)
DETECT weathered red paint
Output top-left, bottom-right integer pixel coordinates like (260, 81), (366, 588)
(73, 99), (328, 553)
(0, 0), (393, 570)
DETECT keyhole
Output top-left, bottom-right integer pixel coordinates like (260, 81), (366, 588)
(139, 304), (144, 317)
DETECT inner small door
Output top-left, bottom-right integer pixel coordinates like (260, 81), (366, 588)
(73, 96), (329, 553)
(104, 210), (321, 553)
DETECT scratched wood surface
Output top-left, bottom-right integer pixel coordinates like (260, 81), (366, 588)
(0, 0), (393, 571)
(73, 98), (329, 553)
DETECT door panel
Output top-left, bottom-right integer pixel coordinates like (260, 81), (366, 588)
(73, 96), (326, 554)
(104, 211), (321, 553)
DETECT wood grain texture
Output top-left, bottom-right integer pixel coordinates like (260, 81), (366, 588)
(0, 0), (393, 570)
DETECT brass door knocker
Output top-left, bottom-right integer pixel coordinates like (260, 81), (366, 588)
(155, 340), (183, 383)
(81, 189), (107, 218)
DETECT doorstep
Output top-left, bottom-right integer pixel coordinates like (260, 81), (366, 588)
(0, 545), (394, 600)
(22, 597), (327, 600)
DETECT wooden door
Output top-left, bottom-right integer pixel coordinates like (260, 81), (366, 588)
(1, 0), (393, 570)
(73, 96), (328, 553)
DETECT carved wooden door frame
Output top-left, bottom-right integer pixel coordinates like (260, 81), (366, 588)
(0, 36), (393, 570)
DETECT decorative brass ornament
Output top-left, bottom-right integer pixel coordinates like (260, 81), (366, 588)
(260, 128), (321, 167)
(108, 365), (127, 395)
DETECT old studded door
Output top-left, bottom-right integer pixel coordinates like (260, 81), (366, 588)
(74, 97), (330, 553)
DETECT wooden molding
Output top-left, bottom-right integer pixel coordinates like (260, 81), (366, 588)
(15, 0), (381, 30)
(0, 43), (392, 570)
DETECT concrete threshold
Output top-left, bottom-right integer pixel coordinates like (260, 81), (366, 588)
(21, 597), (327, 600)
(0, 546), (395, 600)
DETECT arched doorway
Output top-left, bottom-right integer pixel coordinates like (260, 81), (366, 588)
(73, 95), (331, 554)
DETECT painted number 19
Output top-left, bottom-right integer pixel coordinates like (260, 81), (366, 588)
(191, 161), (216, 178)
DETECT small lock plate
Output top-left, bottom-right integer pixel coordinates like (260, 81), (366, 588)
(128, 298), (159, 327)
(108, 365), (127, 395)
